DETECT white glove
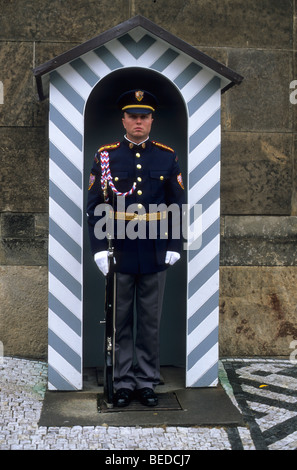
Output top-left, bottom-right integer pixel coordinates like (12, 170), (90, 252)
(94, 251), (109, 276)
(165, 251), (180, 266)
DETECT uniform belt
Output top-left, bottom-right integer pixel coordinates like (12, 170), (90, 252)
(112, 211), (167, 222)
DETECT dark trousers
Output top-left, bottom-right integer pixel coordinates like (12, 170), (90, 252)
(114, 270), (167, 391)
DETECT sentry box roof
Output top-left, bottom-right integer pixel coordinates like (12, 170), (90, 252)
(33, 15), (243, 100)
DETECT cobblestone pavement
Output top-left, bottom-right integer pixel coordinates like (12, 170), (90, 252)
(0, 356), (296, 450)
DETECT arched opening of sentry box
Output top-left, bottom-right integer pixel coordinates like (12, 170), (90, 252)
(83, 67), (188, 380)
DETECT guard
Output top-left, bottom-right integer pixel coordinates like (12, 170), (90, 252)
(87, 89), (185, 407)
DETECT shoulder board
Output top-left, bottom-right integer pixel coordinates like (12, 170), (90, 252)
(98, 142), (120, 152)
(152, 141), (175, 153)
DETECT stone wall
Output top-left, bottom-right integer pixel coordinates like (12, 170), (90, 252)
(0, 0), (296, 359)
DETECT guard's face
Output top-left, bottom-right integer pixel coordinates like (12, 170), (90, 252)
(122, 112), (153, 143)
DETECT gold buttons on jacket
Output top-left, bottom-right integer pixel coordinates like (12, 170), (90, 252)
(114, 177), (119, 182)
(160, 175), (164, 180)
(135, 152), (142, 196)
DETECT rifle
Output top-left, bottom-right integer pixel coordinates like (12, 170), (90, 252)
(102, 234), (116, 408)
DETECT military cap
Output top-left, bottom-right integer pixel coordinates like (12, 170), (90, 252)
(117, 89), (157, 114)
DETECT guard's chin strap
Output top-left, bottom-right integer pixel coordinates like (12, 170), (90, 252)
(100, 151), (136, 201)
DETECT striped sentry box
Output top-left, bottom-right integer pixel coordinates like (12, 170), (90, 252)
(43, 19), (241, 390)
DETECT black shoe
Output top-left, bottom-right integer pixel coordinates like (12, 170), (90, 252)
(113, 388), (133, 407)
(137, 387), (158, 407)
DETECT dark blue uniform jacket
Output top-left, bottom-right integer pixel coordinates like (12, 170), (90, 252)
(86, 137), (185, 274)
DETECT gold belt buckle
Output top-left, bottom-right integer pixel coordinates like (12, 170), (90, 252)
(126, 212), (146, 221)
(114, 211), (167, 221)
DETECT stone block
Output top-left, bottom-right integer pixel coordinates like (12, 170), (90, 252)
(219, 266), (297, 356)
(0, 266), (48, 359)
(0, 127), (48, 212)
(0, 1), (37, 40)
(220, 216), (297, 266)
(221, 238), (296, 267)
(0, 0), (130, 42)
(223, 215), (297, 239)
(1, 213), (35, 238)
(226, 49), (293, 132)
(0, 238), (48, 266)
(0, 42), (34, 127)
(134, 0), (293, 49)
(0, 213), (48, 265)
(221, 132), (293, 215)
(33, 0), (130, 42)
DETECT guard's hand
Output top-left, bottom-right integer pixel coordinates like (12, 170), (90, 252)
(94, 251), (109, 276)
(165, 251), (180, 266)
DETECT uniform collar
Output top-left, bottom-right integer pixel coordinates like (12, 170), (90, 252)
(123, 135), (151, 149)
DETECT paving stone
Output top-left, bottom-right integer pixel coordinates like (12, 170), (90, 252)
(0, 356), (296, 450)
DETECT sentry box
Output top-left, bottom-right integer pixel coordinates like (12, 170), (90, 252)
(33, 16), (243, 391)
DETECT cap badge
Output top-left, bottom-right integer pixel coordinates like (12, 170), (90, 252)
(135, 90), (144, 102)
